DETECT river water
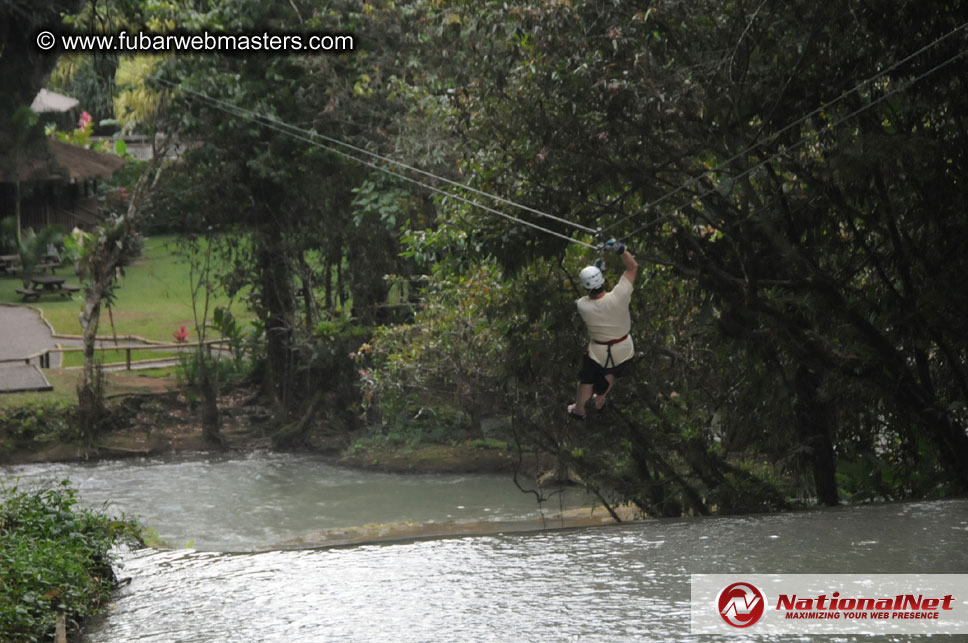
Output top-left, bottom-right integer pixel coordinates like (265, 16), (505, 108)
(4, 453), (968, 642)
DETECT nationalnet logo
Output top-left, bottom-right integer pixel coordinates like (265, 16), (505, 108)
(717, 582), (765, 627)
(692, 574), (968, 635)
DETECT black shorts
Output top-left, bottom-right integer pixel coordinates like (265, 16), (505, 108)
(578, 354), (633, 393)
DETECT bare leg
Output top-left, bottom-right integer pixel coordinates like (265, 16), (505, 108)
(593, 374), (615, 409)
(568, 382), (594, 417)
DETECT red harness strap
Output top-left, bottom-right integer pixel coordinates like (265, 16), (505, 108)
(592, 334), (629, 346)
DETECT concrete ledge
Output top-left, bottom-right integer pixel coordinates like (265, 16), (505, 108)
(0, 364), (53, 393)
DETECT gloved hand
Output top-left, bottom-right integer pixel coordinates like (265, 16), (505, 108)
(605, 238), (626, 255)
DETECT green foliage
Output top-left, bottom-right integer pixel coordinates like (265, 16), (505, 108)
(174, 304), (263, 391)
(114, 54), (168, 134)
(0, 482), (141, 641)
(381, 0), (968, 510)
(347, 413), (468, 454)
(211, 305), (259, 363)
(175, 351), (249, 390)
(0, 218), (63, 287)
(310, 316), (371, 395)
(361, 257), (514, 435)
(49, 53), (118, 126)
(75, 213), (144, 283)
(44, 0), (968, 510)
(0, 403), (76, 456)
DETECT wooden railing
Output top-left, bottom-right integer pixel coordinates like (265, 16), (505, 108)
(0, 339), (231, 370)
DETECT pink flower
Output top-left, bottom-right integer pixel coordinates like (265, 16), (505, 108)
(78, 111), (93, 130)
(173, 326), (189, 343)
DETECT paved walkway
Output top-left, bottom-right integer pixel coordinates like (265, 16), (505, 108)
(0, 304), (60, 392)
(0, 303), (196, 393)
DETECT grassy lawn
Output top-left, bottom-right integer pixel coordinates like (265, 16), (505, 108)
(0, 235), (238, 406)
(0, 368), (177, 409)
(0, 235), (249, 342)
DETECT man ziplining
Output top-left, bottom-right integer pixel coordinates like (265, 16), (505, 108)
(567, 239), (638, 420)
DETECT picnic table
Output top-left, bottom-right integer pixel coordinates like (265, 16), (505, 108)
(0, 254), (21, 275)
(16, 275), (81, 301)
(0, 255), (59, 275)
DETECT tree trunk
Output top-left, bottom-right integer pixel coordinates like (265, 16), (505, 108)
(14, 179), (21, 243)
(795, 363), (838, 506)
(256, 225), (296, 415)
(336, 257), (345, 308)
(76, 280), (108, 440)
(80, 284), (103, 391)
(894, 373), (968, 490)
(198, 359), (223, 446)
(272, 390), (323, 448)
(298, 257), (316, 330)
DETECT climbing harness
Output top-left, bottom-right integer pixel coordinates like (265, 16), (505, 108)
(593, 334), (629, 370)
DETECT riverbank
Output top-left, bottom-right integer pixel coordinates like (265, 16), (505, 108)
(0, 376), (548, 478)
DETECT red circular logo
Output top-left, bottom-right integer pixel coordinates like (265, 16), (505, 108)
(717, 582), (766, 628)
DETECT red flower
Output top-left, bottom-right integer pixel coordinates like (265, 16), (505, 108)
(173, 326), (189, 343)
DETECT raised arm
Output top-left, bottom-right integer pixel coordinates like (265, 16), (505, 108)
(619, 246), (638, 284)
(606, 239), (638, 284)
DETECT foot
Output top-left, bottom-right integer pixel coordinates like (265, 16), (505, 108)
(567, 403), (586, 420)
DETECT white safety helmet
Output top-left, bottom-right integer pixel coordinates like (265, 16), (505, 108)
(579, 265), (605, 290)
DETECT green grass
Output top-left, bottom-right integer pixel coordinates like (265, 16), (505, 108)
(0, 235), (241, 405)
(0, 235), (250, 342)
(0, 371), (81, 408)
(0, 369), (178, 409)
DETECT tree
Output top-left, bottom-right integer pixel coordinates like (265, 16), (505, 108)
(143, 0), (453, 433)
(366, 0), (968, 508)
(180, 233), (226, 446)
(74, 162), (158, 438)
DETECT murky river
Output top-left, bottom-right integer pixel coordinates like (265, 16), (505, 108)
(4, 453), (968, 642)
(4, 452), (591, 551)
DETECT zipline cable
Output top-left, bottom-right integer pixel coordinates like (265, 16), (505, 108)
(161, 82), (598, 249)
(618, 42), (968, 242)
(156, 78), (597, 236)
(602, 21), (968, 238)
(156, 19), (965, 253)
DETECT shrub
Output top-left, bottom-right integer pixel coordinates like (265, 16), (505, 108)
(0, 403), (75, 455)
(0, 482), (141, 641)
